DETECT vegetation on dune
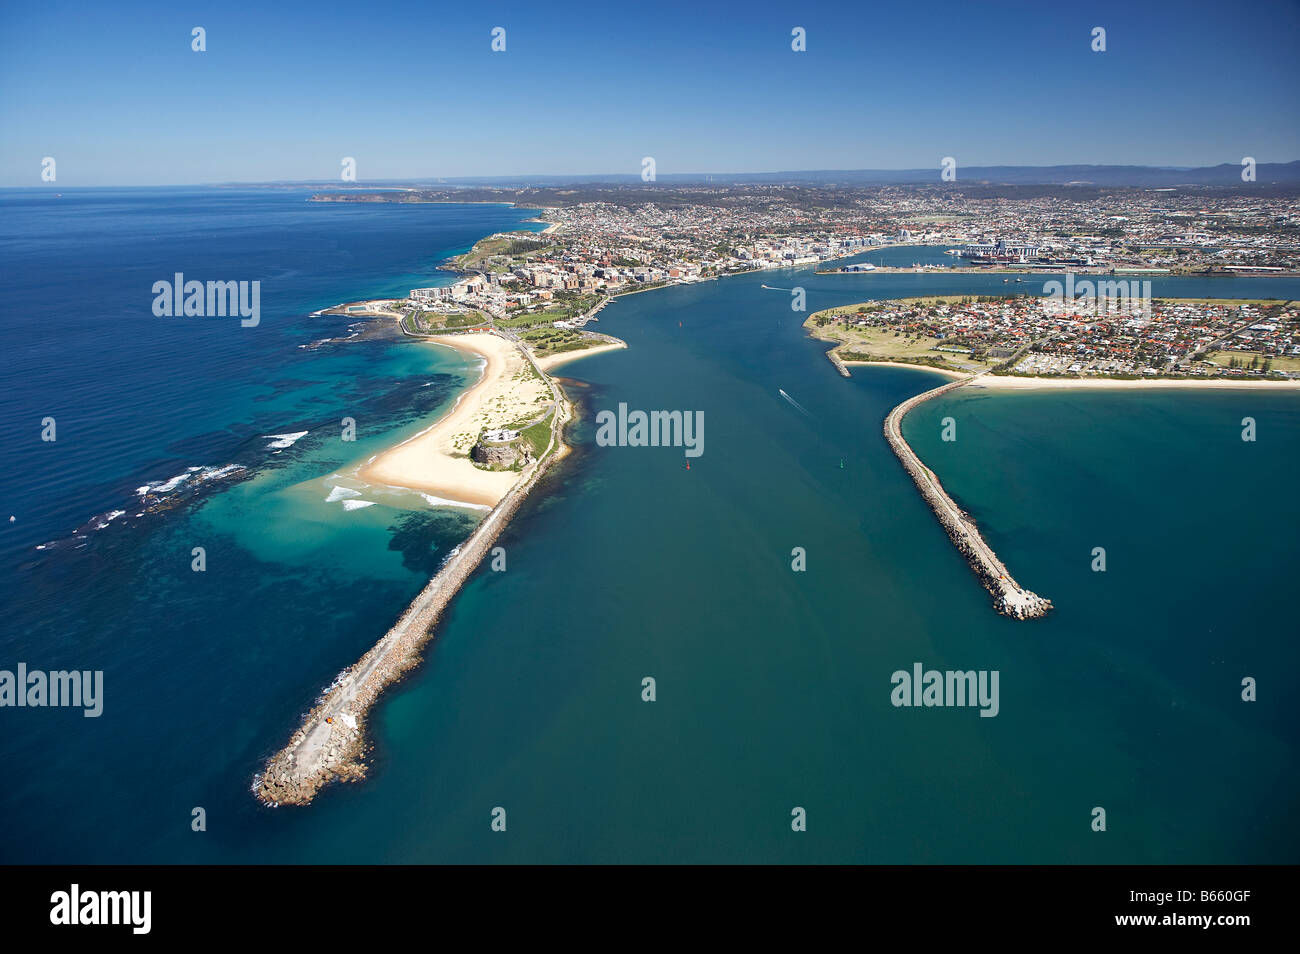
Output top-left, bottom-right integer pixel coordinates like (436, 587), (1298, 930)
(521, 412), (554, 460)
(521, 327), (597, 354)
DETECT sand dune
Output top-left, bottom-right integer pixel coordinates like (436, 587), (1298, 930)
(358, 333), (550, 507)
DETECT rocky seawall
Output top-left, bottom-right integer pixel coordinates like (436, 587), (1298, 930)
(826, 349), (851, 377)
(883, 375), (1052, 620)
(255, 394), (571, 806)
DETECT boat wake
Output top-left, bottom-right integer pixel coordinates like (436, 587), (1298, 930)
(778, 388), (811, 416)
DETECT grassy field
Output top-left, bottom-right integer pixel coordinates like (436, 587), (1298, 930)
(541, 293), (602, 318)
(812, 295), (1008, 315)
(452, 232), (555, 270)
(830, 329), (992, 370)
(521, 412), (554, 460)
(519, 327), (600, 355)
(496, 312), (559, 329)
(805, 306), (993, 371)
(497, 293), (603, 328)
(403, 310), (487, 334)
(1204, 350), (1300, 371)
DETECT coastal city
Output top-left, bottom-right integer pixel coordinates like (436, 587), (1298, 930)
(7, 0), (1300, 909)
(809, 294), (1300, 379)
(255, 180), (1300, 808)
(323, 183), (1300, 380)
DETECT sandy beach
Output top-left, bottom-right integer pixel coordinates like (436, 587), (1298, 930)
(968, 375), (1300, 390)
(534, 339), (627, 372)
(841, 359), (970, 380)
(842, 361), (967, 379)
(841, 359), (1300, 390)
(358, 333), (550, 507)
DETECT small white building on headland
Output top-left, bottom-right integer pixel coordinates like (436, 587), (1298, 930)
(482, 429), (520, 443)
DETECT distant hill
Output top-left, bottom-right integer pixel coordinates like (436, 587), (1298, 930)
(307, 161), (1298, 189)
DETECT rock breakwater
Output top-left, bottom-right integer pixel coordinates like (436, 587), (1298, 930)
(256, 391), (571, 806)
(883, 375), (1052, 620)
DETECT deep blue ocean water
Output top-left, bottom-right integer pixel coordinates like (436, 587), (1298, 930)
(1, 189), (1296, 862)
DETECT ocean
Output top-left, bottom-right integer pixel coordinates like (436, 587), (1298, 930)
(1, 188), (1296, 862)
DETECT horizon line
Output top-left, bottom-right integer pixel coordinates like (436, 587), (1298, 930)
(6, 159), (1300, 191)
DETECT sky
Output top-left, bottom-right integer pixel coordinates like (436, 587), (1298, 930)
(1, 0), (1298, 186)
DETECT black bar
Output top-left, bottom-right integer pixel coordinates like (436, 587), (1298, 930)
(0, 865), (1279, 939)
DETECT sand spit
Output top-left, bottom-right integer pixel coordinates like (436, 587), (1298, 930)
(257, 383), (571, 806)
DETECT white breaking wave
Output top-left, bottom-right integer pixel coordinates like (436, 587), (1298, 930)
(324, 485), (363, 503)
(263, 431), (309, 449)
(418, 492), (491, 512)
(92, 510), (126, 530)
(142, 473), (190, 495)
(136, 463), (246, 499)
(341, 499), (377, 511)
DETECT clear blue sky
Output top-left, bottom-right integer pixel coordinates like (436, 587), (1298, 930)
(2, 0), (1297, 186)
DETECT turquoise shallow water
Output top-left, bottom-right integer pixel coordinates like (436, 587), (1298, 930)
(0, 188), (543, 861)
(1, 191), (1297, 862)
(309, 275), (1295, 864)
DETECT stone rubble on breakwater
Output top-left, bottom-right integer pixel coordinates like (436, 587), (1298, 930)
(883, 374), (1052, 620)
(255, 347), (574, 807)
(825, 349), (851, 377)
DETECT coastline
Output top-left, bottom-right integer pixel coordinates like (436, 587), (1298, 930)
(261, 229), (1294, 806)
(969, 375), (1300, 390)
(839, 360), (1300, 389)
(257, 314), (621, 805)
(809, 314), (1300, 390)
(357, 332), (543, 508)
(534, 338), (627, 371)
(841, 358), (969, 380)
(813, 253), (1300, 279)
(256, 376), (574, 806)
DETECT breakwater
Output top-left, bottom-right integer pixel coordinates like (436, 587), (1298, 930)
(883, 375), (1052, 620)
(255, 343), (573, 806)
(826, 349), (851, 377)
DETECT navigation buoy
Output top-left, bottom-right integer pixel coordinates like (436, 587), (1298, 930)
(685, 461), (690, 470)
